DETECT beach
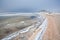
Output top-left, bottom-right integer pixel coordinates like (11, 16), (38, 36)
(43, 14), (60, 40)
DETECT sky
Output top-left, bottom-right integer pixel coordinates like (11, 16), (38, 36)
(0, 0), (60, 13)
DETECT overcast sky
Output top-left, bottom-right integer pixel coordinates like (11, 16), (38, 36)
(0, 0), (60, 12)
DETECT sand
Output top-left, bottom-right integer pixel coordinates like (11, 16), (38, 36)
(43, 14), (60, 40)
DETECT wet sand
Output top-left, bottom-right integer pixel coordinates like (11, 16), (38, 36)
(43, 14), (60, 40)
